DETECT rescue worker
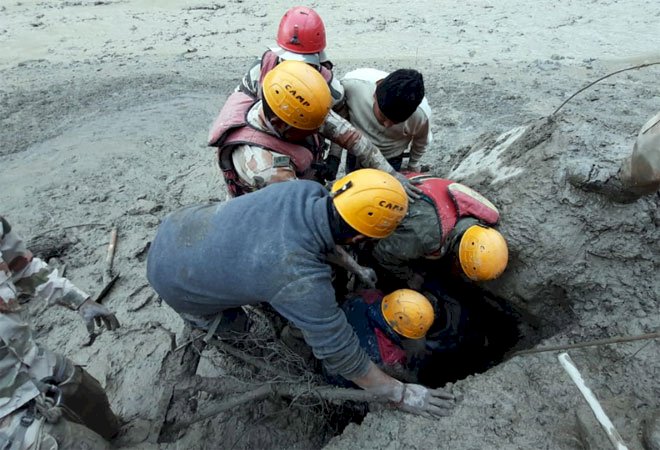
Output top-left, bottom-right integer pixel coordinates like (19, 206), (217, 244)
(211, 61), (421, 198)
(0, 216), (120, 448)
(569, 110), (660, 203)
(146, 169), (454, 417)
(361, 174), (509, 290)
(236, 6), (343, 106)
(337, 289), (435, 385)
(327, 68), (432, 176)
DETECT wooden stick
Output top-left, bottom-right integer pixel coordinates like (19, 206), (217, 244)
(558, 353), (629, 450)
(509, 332), (660, 358)
(103, 226), (118, 284)
(95, 273), (120, 304)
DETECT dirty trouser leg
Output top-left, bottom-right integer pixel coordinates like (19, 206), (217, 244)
(55, 366), (120, 440)
(0, 406), (110, 450)
(568, 111), (660, 203)
(620, 111), (660, 196)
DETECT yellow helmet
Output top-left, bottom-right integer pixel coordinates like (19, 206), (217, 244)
(262, 60), (332, 131)
(458, 225), (508, 281)
(331, 168), (408, 238)
(381, 289), (435, 340)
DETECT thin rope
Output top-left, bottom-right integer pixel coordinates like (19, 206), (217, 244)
(552, 61), (660, 116)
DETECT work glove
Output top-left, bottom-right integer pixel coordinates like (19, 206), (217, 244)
(355, 266), (378, 289)
(313, 155), (341, 182)
(78, 298), (121, 334)
(397, 383), (455, 418)
(393, 171), (422, 201)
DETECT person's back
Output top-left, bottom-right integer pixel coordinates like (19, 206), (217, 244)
(147, 171), (456, 418)
(147, 180), (334, 317)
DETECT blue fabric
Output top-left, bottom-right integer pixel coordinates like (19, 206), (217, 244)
(341, 296), (382, 365)
(146, 181), (371, 379)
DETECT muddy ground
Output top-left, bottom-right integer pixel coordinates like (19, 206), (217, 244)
(1, 1), (658, 449)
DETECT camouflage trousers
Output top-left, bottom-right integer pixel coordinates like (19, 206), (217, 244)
(0, 363), (118, 450)
(0, 402), (110, 450)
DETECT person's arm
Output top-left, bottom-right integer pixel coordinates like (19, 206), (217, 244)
(351, 361), (454, 417)
(231, 145), (298, 189)
(407, 117), (432, 172)
(0, 217), (119, 332)
(271, 274), (454, 417)
(325, 88), (352, 178)
(320, 111), (421, 199)
(325, 245), (377, 288)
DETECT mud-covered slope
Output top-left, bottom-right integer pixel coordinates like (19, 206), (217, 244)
(328, 65), (659, 450)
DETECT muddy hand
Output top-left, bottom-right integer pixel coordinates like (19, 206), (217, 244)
(393, 172), (422, 201)
(356, 266), (378, 288)
(398, 384), (455, 418)
(78, 298), (121, 334)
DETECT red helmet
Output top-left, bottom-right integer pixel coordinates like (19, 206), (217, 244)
(276, 6), (326, 55)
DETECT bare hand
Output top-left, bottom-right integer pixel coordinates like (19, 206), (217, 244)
(398, 384), (455, 418)
(78, 299), (121, 334)
(356, 266), (378, 288)
(393, 172), (422, 201)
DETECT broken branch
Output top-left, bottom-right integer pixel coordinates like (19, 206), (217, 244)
(209, 338), (300, 380)
(168, 380), (382, 433)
